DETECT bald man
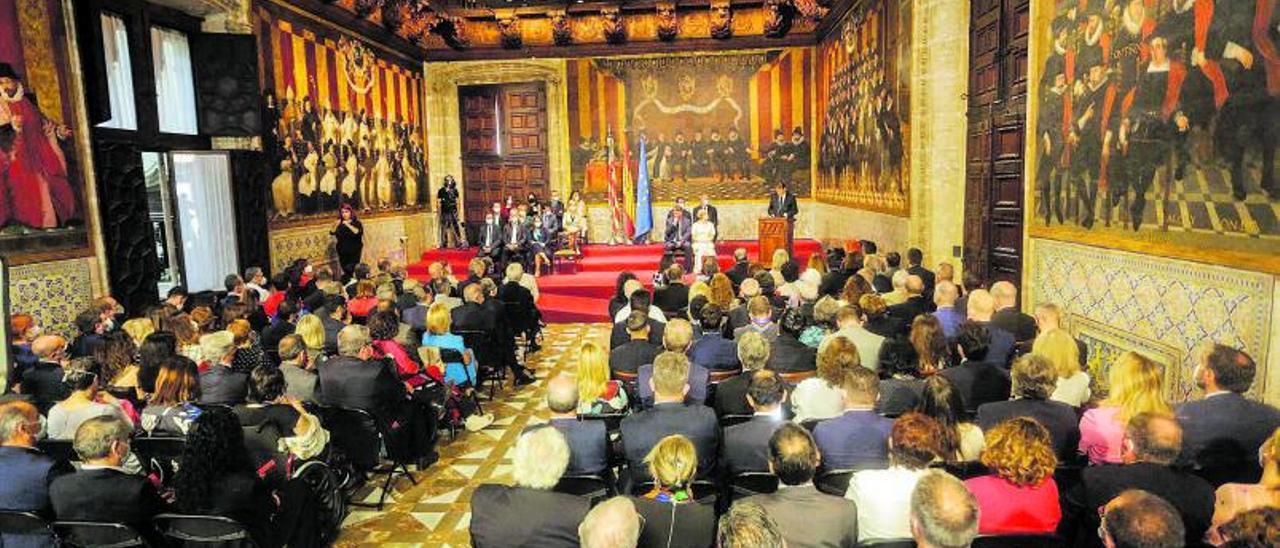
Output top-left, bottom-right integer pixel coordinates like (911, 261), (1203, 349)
(579, 497), (642, 548)
(743, 423), (859, 547)
(0, 400), (70, 546)
(931, 281), (964, 338)
(531, 374), (609, 476)
(887, 274), (935, 323)
(989, 281), (1037, 343)
(1034, 302), (1088, 368)
(21, 335), (72, 413)
(1075, 412), (1214, 546)
(910, 471), (978, 548)
(965, 290), (1016, 368)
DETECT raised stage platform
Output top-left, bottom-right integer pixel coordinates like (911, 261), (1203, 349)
(407, 239), (824, 323)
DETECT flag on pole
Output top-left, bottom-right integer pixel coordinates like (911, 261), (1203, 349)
(620, 139), (636, 240)
(606, 133), (627, 244)
(633, 137), (653, 242)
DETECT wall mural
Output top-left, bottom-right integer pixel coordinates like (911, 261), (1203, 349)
(255, 2), (429, 227)
(566, 48), (813, 202)
(1028, 0), (1280, 273)
(814, 0), (911, 216)
(0, 0), (90, 260)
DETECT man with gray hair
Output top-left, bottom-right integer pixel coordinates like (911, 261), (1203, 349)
(50, 416), (166, 536)
(990, 280), (1037, 343)
(728, 277), (762, 331)
(965, 289), (1015, 368)
(316, 325), (403, 422)
(579, 496), (642, 548)
(244, 266), (269, 301)
(1098, 490), (1186, 548)
(910, 470), (978, 548)
(932, 281), (964, 338)
(713, 331), (771, 416)
(718, 501), (786, 548)
(726, 247), (751, 288)
(0, 400), (68, 546)
(470, 427), (589, 547)
(198, 331), (248, 406)
(888, 274), (934, 323)
(535, 374), (608, 476)
(277, 334), (318, 403)
(882, 269), (911, 306)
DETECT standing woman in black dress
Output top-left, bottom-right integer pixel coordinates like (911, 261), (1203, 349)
(332, 204), (364, 282)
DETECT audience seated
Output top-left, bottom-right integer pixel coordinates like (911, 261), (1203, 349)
(638, 319), (710, 406)
(765, 308), (817, 374)
(275, 334), (319, 403)
(621, 352), (719, 486)
(918, 375), (985, 462)
(819, 304), (885, 372)
(733, 295), (779, 342)
(607, 273), (640, 321)
(910, 470), (980, 548)
(70, 308), (106, 359)
(320, 294), (349, 354)
(887, 275), (934, 323)
(721, 371), (787, 474)
(49, 416), (166, 541)
(1032, 302), (1088, 367)
(963, 290), (1016, 368)
(576, 341), (628, 414)
(1034, 327), (1091, 407)
(792, 336), (856, 423)
(859, 294), (905, 340)
(198, 331), (249, 406)
(578, 496), (642, 548)
(227, 319), (268, 374)
(1079, 351), (1170, 465)
(46, 357), (130, 440)
(234, 367), (328, 481)
(989, 281), (1038, 344)
(976, 354), (1080, 460)
(1073, 412), (1214, 546)
(610, 311), (662, 376)
(317, 325), (403, 422)
(612, 279), (669, 325)
(689, 305), (739, 371)
(94, 331), (142, 401)
(654, 264), (691, 316)
(140, 356), (203, 435)
(713, 332), (771, 417)
(718, 501), (786, 548)
(728, 279), (761, 332)
(1211, 427), (1280, 540)
(1212, 506), (1280, 547)
(1097, 489), (1187, 548)
(846, 413), (945, 541)
(610, 288), (667, 350)
(940, 321), (1012, 412)
(471, 427), (590, 547)
(813, 365), (894, 470)
(422, 302), (480, 386)
(1177, 344), (1280, 486)
(875, 338), (925, 416)
(0, 400), (70, 547)
(741, 423), (859, 548)
(631, 435), (718, 548)
(18, 335), (73, 414)
(931, 281), (964, 339)
(541, 374), (609, 476)
(966, 417), (1061, 534)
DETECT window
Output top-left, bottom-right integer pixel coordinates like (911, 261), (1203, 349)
(171, 152), (238, 292)
(97, 13), (137, 130)
(150, 26), (198, 135)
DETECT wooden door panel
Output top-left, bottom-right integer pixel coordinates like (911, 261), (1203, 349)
(459, 82), (549, 231)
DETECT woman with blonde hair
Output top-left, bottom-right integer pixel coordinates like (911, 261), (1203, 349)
(120, 317), (155, 347)
(293, 315), (327, 355)
(1078, 351), (1170, 464)
(633, 435), (716, 548)
(169, 314), (203, 363)
(807, 253), (828, 275)
(1035, 328), (1091, 406)
(965, 417), (1061, 534)
(576, 341), (627, 414)
(769, 248), (790, 287)
(1210, 427), (1280, 541)
(420, 302), (477, 386)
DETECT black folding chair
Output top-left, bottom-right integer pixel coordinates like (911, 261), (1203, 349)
(0, 510), (55, 544)
(554, 474), (615, 506)
(37, 438), (78, 464)
(972, 534), (1064, 548)
(728, 471), (779, 500)
(52, 521), (149, 548)
(317, 406), (417, 510)
(132, 437), (188, 487)
(455, 329), (506, 399)
(153, 514), (256, 548)
(815, 468), (855, 496)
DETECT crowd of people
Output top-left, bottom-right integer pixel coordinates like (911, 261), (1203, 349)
(473, 190), (590, 275)
(1, 253), (546, 546)
(468, 241), (1280, 548)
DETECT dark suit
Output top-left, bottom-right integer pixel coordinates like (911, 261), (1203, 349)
(545, 418), (609, 476)
(632, 497), (717, 548)
(713, 374), (753, 417)
(470, 485), (589, 548)
(0, 446), (68, 548)
(745, 485), (859, 548)
(321, 316), (346, 354)
(766, 334), (817, 374)
(689, 333), (740, 371)
(664, 215), (693, 267)
(819, 270), (853, 299)
(50, 467), (166, 541)
(871, 274), (893, 294)
(813, 410), (893, 470)
(259, 320), (295, 357)
(940, 360), (1011, 413)
(502, 222), (528, 266)
(609, 319), (665, 350)
(17, 361), (70, 414)
(976, 398), (1080, 459)
(767, 191), (799, 220)
(69, 333), (103, 359)
(654, 282), (690, 315)
(1177, 393), (1280, 485)
(992, 308), (1038, 343)
(977, 321), (1017, 368)
(722, 415), (785, 474)
(906, 265), (937, 301)
(199, 366), (249, 406)
(621, 402), (719, 483)
(1074, 462), (1215, 546)
(728, 305), (751, 332)
(726, 261), (750, 289)
(498, 281), (539, 337)
(316, 355), (404, 421)
(451, 302), (496, 332)
(886, 296), (934, 323)
(638, 362), (711, 406)
(477, 222), (503, 260)
(609, 340), (661, 375)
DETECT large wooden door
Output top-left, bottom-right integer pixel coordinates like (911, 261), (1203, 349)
(459, 82), (548, 238)
(964, 0), (1029, 285)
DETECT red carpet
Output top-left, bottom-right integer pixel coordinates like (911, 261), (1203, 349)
(407, 239), (824, 323)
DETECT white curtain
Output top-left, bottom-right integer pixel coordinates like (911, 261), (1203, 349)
(150, 26), (198, 135)
(96, 13), (137, 130)
(172, 152), (238, 292)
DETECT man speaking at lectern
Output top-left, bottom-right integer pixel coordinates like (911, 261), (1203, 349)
(767, 181), (798, 221)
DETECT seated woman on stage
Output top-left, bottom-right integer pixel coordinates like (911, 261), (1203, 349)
(529, 215), (552, 277)
(691, 209), (717, 269)
(562, 191), (587, 252)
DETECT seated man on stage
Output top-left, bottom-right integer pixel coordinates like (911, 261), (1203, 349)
(501, 212), (528, 268)
(664, 204), (693, 270)
(477, 212), (503, 262)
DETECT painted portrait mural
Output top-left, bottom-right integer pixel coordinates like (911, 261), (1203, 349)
(1028, 0), (1280, 273)
(566, 48), (813, 202)
(254, 2), (429, 226)
(814, 0), (912, 216)
(0, 0), (90, 259)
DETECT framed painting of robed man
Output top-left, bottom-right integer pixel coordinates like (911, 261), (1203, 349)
(0, 0), (91, 261)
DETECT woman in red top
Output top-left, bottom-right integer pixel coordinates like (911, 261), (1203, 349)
(346, 280), (379, 319)
(366, 310), (431, 388)
(965, 416), (1061, 534)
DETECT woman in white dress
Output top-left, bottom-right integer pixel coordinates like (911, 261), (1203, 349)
(691, 208), (717, 268)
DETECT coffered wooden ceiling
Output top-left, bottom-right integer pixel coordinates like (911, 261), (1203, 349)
(287, 0), (856, 61)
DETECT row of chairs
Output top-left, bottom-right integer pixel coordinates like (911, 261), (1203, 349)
(0, 511), (259, 548)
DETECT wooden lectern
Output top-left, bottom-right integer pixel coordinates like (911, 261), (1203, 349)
(759, 217), (793, 262)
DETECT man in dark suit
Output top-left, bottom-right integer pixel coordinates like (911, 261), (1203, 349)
(887, 275), (935, 324)
(501, 215), (528, 269)
(653, 264), (690, 316)
(610, 311), (662, 375)
(963, 289), (1016, 368)
(476, 213), (503, 263)
(451, 284), (495, 333)
(940, 321), (1011, 413)
(1177, 345), (1280, 486)
(663, 206), (693, 270)
(621, 352), (719, 486)
(316, 325), (405, 422)
(18, 336), (73, 414)
(609, 291), (666, 350)
(819, 253), (859, 299)
(259, 299), (298, 361)
(767, 181), (798, 220)
(0, 400), (70, 548)
(813, 366), (893, 470)
(713, 332), (771, 418)
(744, 423), (859, 548)
(1071, 413), (1214, 546)
(470, 427), (590, 547)
(498, 263), (541, 348)
(198, 331), (249, 406)
(765, 308), (816, 374)
(725, 248), (751, 289)
(1096, 490), (1187, 548)
(721, 371), (787, 474)
(638, 320), (710, 406)
(990, 281), (1037, 344)
(905, 247), (936, 302)
(975, 354), (1079, 459)
(320, 294), (349, 355)
(456, 258), (488, 299)
(537, 375), (608, 476)
(50, 416), (166, 542)
(692, 194), (718, 237)
(69, 309), (105, 359)
(689, 305), (739, 371)
(728, 278), (761, 332)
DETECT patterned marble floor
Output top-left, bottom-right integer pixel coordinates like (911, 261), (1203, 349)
(336, 323), (609, 547)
